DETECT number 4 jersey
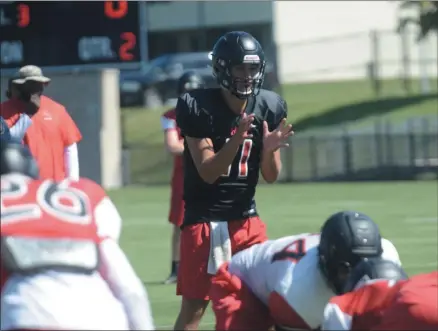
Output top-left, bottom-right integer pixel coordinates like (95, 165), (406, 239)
(223, 233), (402, 330)
(0, 173), (154, 330)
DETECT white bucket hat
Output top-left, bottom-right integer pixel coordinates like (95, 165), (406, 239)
(11, 65), (51, 84)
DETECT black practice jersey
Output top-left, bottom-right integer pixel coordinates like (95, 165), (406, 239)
(176, 88), (287, 225)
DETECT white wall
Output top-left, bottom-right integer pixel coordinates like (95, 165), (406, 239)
(273, 1), (438, 83)
(147, 1), (272, 32)
(274, 1), (400, 43)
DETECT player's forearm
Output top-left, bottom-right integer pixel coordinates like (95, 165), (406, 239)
(166, 141), (184, 156)
(99, 240), (155, 330)
(261, 150), (282, 183)
(199, 135), (242, 184)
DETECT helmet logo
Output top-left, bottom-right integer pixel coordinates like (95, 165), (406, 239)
(243, 54), (260, 62)
(356, 226), (370, 244)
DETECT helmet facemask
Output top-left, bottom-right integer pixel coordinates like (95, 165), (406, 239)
(211, 53), (265, 99)
(318, 243), (365, 295)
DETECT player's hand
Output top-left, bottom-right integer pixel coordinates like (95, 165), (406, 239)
(262, 118), (294, 152)
(235, 113), (255, 142)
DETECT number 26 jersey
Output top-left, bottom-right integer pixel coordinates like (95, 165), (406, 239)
(0, 173), (122, 288)
(227, 233), (402, 330)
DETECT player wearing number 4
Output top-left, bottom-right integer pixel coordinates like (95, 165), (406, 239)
(173, 31), (293, 330)
(0, 141), (154, 330)
(210, 211), (402, 331)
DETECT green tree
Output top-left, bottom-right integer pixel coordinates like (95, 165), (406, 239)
(397, 1), (438, 40)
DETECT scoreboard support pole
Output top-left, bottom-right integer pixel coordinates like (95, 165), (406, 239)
(139, 1), (149, 65)
(0, 69), (123, 189)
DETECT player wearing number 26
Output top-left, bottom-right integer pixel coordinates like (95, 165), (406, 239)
(174, 31), (293, 330)
(0, 141), (154, 330)
(210, 211), (402, 331)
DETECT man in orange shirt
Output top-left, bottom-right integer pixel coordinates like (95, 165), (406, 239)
(0, 65), (82, 181)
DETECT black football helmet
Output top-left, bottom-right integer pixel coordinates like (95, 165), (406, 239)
(343, 257), (408, 294)
(177, 71), (205, 95)
(0, 140), (39, 178)
(210, 31), (265, 99)
(318, 211), (384, 294)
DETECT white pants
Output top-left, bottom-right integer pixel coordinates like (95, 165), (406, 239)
(1, 271), (129, 330)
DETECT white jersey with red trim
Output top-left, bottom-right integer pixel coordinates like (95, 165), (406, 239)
(228, 233), (401, 330)
(0, 173), (154, 330)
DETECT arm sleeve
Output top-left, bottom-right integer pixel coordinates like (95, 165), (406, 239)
(175, 93), (210, 138)
(8, 113), (32, 141)
(99, 239), (155, 330)
(61, 107), (82, 146)
(94, 196), (122, 242)
(64, 143), (79, 180)
(321, 302), (353, 330)
(160, 116), (176, 131)
(381, 238), (402, 266)
(267, 97), (288, 132)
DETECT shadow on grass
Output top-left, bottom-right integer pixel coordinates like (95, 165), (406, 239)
(143, 280), (167, 287)
(294, 93), (437, 131)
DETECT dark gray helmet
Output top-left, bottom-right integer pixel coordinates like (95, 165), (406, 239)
(177, 71), (205, 95)
(1, 140), (39, 178)
(318, 211), (383, 294)
(343, 257), (408, 294)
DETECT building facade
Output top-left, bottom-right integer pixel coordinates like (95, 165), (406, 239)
(145, 1), (437, 84)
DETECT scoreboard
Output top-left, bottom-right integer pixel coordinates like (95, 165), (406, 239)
(0, 1), (145, 70)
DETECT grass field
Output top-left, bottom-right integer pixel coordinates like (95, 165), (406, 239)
(110, 181), (438, 329)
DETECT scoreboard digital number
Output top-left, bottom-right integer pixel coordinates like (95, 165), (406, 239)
(0, 1), (143, 70)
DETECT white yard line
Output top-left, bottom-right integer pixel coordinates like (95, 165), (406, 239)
(404, 217), (438, 224)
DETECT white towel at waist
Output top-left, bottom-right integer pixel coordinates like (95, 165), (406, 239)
(207, 221), (232, 275)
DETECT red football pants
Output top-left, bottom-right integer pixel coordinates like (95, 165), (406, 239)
(210, 263), (274, 331)
(177, 216), (267, 300)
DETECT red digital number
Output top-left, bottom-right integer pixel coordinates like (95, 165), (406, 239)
(223, 139), (253, 177)
(104, 1), (128, 19)
(17, 4), (30, 28)
(119, 32), (136, 61)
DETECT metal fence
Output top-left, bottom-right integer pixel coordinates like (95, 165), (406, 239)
(126, 116), (438, 186)
(281, 117), (438, 182)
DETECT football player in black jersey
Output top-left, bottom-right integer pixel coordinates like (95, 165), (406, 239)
(174, 31), (293, 330)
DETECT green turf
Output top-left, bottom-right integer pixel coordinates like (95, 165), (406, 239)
(110, 181), (438, 329)
(122, 79), (437, 185)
